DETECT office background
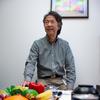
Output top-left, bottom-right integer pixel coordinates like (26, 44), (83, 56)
(0, 0), (100, 89)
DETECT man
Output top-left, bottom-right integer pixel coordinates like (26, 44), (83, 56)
(23, 11), (76, 90)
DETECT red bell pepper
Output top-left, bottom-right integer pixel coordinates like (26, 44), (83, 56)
(29, 81), (45, 93)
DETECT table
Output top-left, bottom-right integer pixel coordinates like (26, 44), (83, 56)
(53, 90), (72, 100)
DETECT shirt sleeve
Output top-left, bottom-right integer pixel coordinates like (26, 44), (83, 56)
(24, 41), (39, 81)
(65, 42), (76, 89)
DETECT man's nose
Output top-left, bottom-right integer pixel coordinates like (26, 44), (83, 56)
(47, 22), (52, 26)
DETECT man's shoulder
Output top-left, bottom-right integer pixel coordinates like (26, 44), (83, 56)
(58, 37), (69, 45)
(33, 36), (46, 46)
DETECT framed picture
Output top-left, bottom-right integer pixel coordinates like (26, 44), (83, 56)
(50, 0), (89, 18)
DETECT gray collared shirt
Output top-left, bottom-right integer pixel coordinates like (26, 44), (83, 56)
(24, 36), (76, 88)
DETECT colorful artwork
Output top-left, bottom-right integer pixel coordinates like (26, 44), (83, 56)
(51, 0), (88, 18)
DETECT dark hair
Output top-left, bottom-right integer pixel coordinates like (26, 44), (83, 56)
(43, 11), (62, 35)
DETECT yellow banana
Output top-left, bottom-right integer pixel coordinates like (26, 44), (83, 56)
(36, 90), (52, 100)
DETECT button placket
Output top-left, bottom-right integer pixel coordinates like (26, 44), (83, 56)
(51, 44), (55, 73)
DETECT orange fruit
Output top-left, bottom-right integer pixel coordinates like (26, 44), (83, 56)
(4, 94), (28, 100)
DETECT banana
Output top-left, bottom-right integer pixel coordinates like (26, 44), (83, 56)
(36, 90), (52, 100)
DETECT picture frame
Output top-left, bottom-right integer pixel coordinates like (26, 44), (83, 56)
(50, 0), (89, 18)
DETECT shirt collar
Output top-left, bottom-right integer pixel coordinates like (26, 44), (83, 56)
(46, 35), (58, 44)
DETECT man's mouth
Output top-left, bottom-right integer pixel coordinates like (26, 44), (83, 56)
(47, 28), (53, 31)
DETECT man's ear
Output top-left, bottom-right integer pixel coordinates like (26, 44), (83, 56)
(58, 23), (61, 30)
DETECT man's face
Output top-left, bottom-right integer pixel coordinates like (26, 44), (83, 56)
(44, 15), (59, 43)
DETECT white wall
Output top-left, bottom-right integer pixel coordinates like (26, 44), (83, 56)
(0, 0), (100, 89)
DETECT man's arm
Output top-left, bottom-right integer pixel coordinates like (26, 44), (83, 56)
(65, 43), (76, 89)
(24, 41), (39, 82)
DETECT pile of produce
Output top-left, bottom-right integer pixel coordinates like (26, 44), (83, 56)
(0, 81), (52, 100)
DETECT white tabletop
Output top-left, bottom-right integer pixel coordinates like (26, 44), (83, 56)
(53, 90), (72, 100)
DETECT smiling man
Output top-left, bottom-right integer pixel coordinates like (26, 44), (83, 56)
(23, 11), (76, 90)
